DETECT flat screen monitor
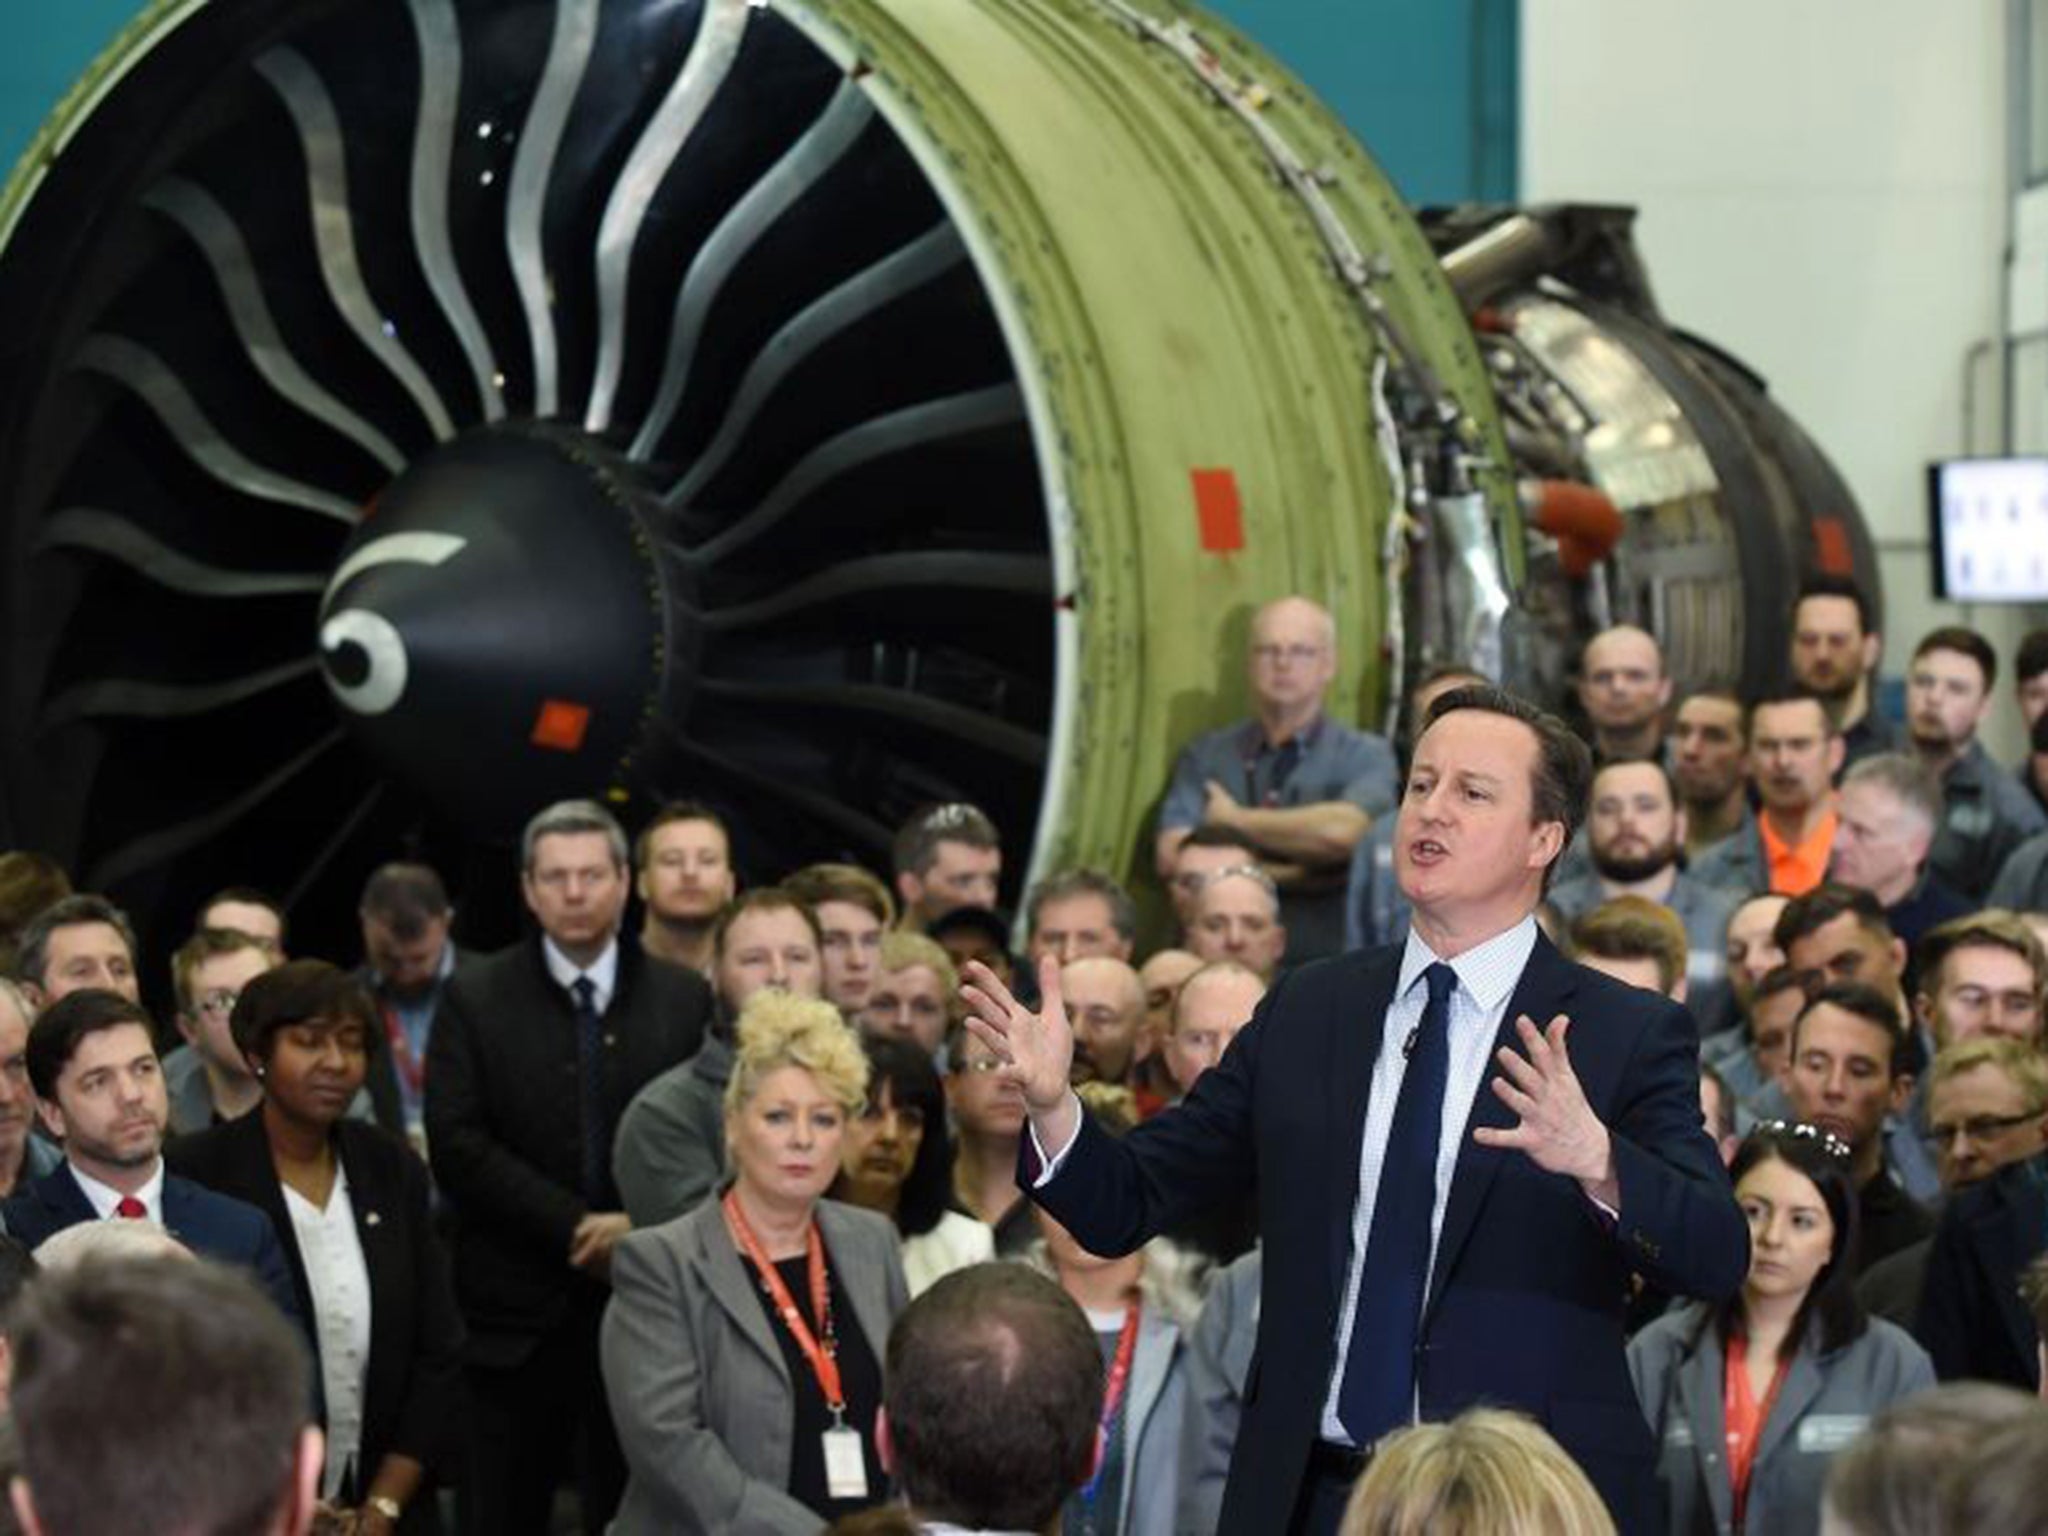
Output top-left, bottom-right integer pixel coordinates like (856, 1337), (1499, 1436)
(1928, 457), (2048, 603)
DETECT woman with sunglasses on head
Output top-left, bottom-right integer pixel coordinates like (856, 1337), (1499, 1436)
(1628, 1122), (1934, 1536)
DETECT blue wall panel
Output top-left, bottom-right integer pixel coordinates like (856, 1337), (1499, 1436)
(0, 1), (1517, 204)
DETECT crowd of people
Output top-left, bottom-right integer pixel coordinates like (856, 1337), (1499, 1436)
(0, 575), (2047, 1534)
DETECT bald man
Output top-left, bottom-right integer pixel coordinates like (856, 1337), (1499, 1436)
(1156, 596), (1398, 963)
(1577, 625), (1671, 762)
(1060, 956), (1148, 1089)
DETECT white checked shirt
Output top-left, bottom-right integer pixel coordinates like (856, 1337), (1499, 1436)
(542, 935), (619, 1014)
(1317, 916), (1538, 1441)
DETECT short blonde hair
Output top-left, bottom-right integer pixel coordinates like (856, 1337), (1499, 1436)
(1340, 1408), (1615, 1536)
(1569, 896), (1687, 997)
(1926, 1036), (2048, 1109)
(723, 991), (870, 1119)
(34, 1220), (192, 1274)
(879, 930), (958, 996)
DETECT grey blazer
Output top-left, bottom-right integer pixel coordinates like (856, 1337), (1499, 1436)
(602, 1196), (909, 1535)
(1177, 1248), (1260, 1536)
(1116, 1306), (1187, 1536)
(1627, 1306), (1934, 1536)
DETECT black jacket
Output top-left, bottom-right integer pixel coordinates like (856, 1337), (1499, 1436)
(1030, 932), (1749, 1535)
(1915, 1152), (2047, 1390)
(168, 1113), (464, 1528)
(423, 935), (710, 1366)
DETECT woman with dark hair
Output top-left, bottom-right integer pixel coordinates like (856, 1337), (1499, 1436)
(831, 1036), (991, 1294)
(1628, 1122), (1933, 1536)
(166, 959), (463, 1534)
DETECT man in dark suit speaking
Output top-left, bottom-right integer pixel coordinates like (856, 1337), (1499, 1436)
(963, 686), (1748, 1534)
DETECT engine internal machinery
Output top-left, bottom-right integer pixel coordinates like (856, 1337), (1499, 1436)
(0, 0), (1874, 958)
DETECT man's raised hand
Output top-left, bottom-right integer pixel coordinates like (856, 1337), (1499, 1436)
(959, 954), (1074, 1118)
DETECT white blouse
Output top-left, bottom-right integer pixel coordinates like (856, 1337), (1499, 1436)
(901, 1210), (995, 1296)
(282, 1166), (374, 1500)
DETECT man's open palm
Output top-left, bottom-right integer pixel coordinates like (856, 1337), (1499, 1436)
(959, 955), (1073, 1113)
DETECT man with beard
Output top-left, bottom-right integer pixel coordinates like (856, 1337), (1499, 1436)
(1694, 691), (1842, 897)
(1, 989), (297, 1318)
(2015, 628), (2048, 816)
(356, 862), (462, 1150)
(1906, 627), (2048, 899)
(1790, 574), (1899, 773)
(1546, 759), (1738, 1032)
(1669, 685), (1753, 861)
(634, 801), (737, 975)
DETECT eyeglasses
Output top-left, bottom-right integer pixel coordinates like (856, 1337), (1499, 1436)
(194, 989), (240, 1018)
(954, 1057), (1006, 1076)
(1251, 644), (1325, 667)
(1922, 1110), (2044, 1150)
(1753, 1119), (1853, 1161)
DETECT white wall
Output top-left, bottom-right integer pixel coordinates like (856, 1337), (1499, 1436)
(1523, 0), (2041, 760)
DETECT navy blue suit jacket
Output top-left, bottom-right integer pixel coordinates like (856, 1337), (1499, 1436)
(2, 1162), (302, 1326)
(1029, 932), (1748, 1535)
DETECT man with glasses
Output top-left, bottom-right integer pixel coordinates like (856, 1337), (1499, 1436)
(162, 927), (277, 1135)
(1915, 912), (2048, 1051)
(1860, 1038), (2048, 1328)
(1155, 595), (1398, 963)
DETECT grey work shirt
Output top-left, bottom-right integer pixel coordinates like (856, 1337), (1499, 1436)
(1930, 740), (2048, 899)
(1160, 715), (1398, 961)
(1546, 870), (1740, 1036)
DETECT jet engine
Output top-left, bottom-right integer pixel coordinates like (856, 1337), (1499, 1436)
(0, 0), (1873, 958)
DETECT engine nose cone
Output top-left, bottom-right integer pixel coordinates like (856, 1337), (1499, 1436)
(319, 426), (671, 834)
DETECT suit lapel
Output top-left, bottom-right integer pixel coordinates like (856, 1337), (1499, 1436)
(1327, 949), (1401, 1295)
(818, 1203), (891, 1365)
(1677, 1325), (1736, 1534)
(1987, 1176), (2048, 1369)
(1752, 1345), (1826, 1471)
(1425, 934), (1577, 1320)
(691, 1207), (790, 1386)
(45, 1165), (98, 1227)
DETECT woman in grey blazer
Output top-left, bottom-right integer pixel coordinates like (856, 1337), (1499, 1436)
(1628, 1123), (1934, 1536)
(601, 993), (909, 1535)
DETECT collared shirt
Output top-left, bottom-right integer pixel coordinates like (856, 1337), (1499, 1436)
(368, 944), (458, 1135)
(1318, 917), (1539, 1440)
(1757, 808), (1837, 896)
(282, 1165), (373, 1499)
(542, 935), (620, 1015)
(1027, 919), (1550, 1443)
(72, 1158), (165, 1223)
(1159, 714), (1400, 962)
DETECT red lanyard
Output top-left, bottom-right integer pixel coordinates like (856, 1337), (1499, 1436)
(1079, 1299), (1143, 1504)
(723, 1192), (844, 1416)
(380, 1004), (425, 1098)
(1723, 1331), (1792, 1528)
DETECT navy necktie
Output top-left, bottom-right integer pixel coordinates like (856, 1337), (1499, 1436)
(571, 975), (609, 1202)
(1337, 959), (1457, 1447)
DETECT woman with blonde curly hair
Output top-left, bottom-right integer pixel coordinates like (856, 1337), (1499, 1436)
(602, 991), (909, 1534)
(1339, 1407), (1615, 1536)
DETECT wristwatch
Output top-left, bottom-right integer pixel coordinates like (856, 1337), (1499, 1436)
(367, 1495), (403, 1523)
